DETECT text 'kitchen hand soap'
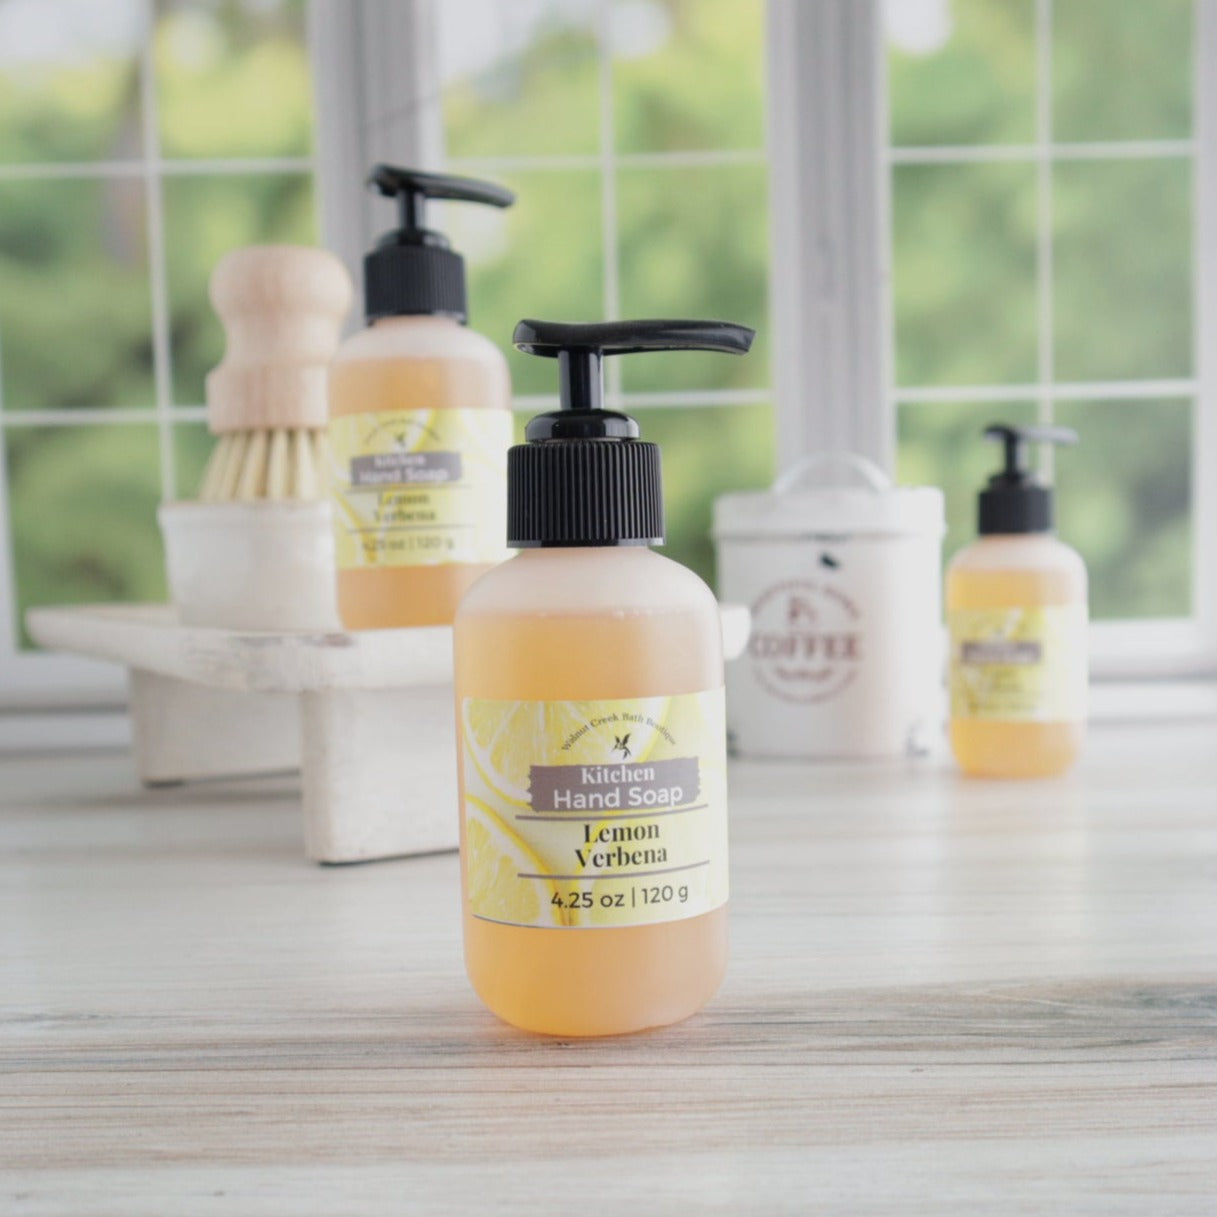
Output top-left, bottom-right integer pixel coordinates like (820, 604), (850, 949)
(454, 318), (755, 1037)
(948, 423), (1088, 779)
(329, 165), (515, 628)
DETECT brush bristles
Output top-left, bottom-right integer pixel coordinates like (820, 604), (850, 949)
(199, 429), (330, 502)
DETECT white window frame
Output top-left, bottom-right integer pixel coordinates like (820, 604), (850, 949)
(767, 0), (1217, 679)
(320, 0), (1217, 679)
(0, 0), (317, 708)
(312, 0), (771, 419)
(4, 0), (1213, 714)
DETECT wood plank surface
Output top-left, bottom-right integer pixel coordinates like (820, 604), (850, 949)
(1, 722), (1215, 1214)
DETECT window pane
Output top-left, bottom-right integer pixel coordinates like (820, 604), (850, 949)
(442, 0), (600, 159)
(172, 418), (211, 500)
(154, 0), (312, 159)
(899, 397), (1194, 621)
(892, 162), (1037, 387)
(6, 423), (164, 646)
(162, 172), (314, 406)
(617, 164), (768, 393)
(0, 0), (144, 164)
(456, 169), (604, 397)
(642, 403), (774, 588)
(0, 177), (154, 411)
(612, 0), (764, 154)
(897, 399), (1038, 563)
(1053, 159), (1192, 382)
(888, 0), (1035, 147)
(1053, 0), (1192, 142)
(1055, 398), (1192, 620)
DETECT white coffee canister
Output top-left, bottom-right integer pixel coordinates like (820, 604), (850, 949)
(714, 454), (945, 759)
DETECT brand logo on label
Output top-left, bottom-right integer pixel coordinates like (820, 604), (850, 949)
(748, 577), (863, 704)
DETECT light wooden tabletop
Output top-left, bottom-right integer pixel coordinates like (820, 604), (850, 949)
(2, 722), (1215, 1214)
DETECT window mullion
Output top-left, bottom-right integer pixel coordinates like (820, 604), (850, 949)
(138, 0), (177, 504)
(597, 0), (623, 405)
(1035, 0), (1056, 480)
(0, 345), (14, 658)
(765, 0), (890, 472)
(309, 0), (445, 305)
(1189, 0), (1217, 667)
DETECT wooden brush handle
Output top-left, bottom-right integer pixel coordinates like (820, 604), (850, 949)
(205, 245), (354, 433)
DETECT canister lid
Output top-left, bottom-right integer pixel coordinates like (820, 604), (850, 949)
(713, 453), (944, 539)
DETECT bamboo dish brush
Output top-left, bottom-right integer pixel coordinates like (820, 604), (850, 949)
(198, 426), (330, 501)
(197, 245), (352, 501)
(159, 244), (354, 630)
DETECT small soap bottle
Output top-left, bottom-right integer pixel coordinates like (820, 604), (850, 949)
(947, 423), (1088, 778)
(454, 317), (755, 1037)
(328, 165), (515, 629)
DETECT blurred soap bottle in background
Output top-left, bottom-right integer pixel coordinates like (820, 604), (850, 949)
(947, 424), (1088, 778)
(328, 166), (515, 629)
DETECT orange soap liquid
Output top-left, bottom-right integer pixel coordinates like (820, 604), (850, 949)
(455, 604), (727, 1037)
(947, 563), (1084, 778)
(328, 318), (510, 628)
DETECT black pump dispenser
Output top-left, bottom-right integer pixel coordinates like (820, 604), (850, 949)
(508, 318), (755, 547)
(978, 423), (1077, 535)
(363, 165), (514, 323)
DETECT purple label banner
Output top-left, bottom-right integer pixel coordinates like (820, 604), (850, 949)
(529, 757), (700, 812)
(350, 451), (462, 487)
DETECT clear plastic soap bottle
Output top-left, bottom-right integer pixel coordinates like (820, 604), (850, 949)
(454, 318), (755, 1036)
(328, 165), (515, 628)
(947, 424), (1088, 778)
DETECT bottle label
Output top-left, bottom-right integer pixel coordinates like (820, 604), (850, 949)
(328, 408), (512, 570)
(949, 604), (1087, 722)
(461, 689), (729, 929)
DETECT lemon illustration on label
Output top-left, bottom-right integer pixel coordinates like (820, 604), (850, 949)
(464, 700), (599, 803)
(465, 798), (565, 928)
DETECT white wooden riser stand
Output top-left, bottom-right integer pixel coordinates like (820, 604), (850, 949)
(28, 604), (748, 866)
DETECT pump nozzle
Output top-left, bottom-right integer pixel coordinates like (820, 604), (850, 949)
(983, 423), (1077, 481)
(362, 164), (514, 323)
(368, 165), (515, 246)
(978, 421), (1078, 535)
(508, 317), (755, 547)
(513, 318), (755, 440)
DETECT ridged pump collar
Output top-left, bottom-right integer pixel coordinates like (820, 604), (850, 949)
(507, 318), (755, 548)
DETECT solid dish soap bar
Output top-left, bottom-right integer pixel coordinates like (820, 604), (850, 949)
(454, 316), (754, 1037)
(328, 165), (515, 629)
(947, 423), (1088, 779)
